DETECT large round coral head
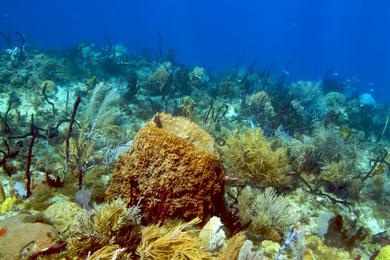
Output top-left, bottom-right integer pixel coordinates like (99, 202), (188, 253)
(107, 113), (225, 223)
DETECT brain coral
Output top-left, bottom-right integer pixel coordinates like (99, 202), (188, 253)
(106, 113), (225, 221)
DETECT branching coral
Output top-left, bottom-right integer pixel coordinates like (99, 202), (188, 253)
(66, 198), (142, 257)
(219, 232), (264, 260)
(321, 160), (350, 185)
(288, 135), (316, 166)
(143, 62), (173, 96)
(222, 128), (289, 187)
(237, 186), (301, 241)
(312, 125), (354, 163)
(81, 81), (122, 138)
(136, 217), (213, 259)
(287, 80), (329, 129)
(62, 131), (95, 166)
(219, 233), (246, 259)
(246, 91), (275, 128)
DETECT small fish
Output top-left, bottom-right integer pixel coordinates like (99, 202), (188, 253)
(0, 227), (7, 237)
(249, 119), (257, 129)
(263, 128), (273, 137)
(351, 76), (360, 82)
(154, 114), (163, 128)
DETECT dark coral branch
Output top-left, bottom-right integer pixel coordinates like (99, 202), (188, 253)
(41, 82), (56, 116)
(0, 138), (19, 176)
(359, 149), (389, 183)
(15, 32), (26, 52)
(292, 171), (351, 206)
(64, 96), (81, 162)
(25, 128), (39, 198)
(28, 241), (67, 260)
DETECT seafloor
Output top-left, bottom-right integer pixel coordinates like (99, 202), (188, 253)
(0, 43), (389, 259)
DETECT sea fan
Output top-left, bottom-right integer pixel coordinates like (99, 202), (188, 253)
(81, 81), (123, 137)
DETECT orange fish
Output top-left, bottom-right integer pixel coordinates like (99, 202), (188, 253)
(0, 227), (7, 237)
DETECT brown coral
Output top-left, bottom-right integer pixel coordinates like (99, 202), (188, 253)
(107, 113), (225, 222)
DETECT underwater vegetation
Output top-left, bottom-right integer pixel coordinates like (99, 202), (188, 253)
(0, 40), (389, 259)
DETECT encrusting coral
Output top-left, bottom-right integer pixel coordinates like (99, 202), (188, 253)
(106, 113), (225, 222)
(0, 214), (58, 259)
(222, 128), (289, 187)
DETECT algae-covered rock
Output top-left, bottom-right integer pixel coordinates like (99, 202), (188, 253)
(261, 240), (280, 259)
(199, 216), (226, 252)
(0, 214), (57, 259)
(43, 200), (82, 232)
(107, 113), (225, 221)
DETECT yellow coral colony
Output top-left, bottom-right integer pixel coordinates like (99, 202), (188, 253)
(0, 196), (17, 214)
(222, 128), (289, 187)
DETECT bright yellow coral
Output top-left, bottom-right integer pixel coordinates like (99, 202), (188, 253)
(376, 245), (390, 260)
(0, 196), (17, 214)
(222, 128), (289, 187)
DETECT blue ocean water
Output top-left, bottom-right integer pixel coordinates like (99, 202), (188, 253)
(2, 0), (390, 101)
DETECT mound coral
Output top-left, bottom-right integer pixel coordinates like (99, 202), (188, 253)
(106, 113), (225, 222)
(0, 214), (58, 259)
(43, 200), (82, 232)
(222, 128), (289, 187)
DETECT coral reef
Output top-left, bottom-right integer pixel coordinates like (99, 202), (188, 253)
(107, 113), (225, 222)
(0, 40), (388, 259)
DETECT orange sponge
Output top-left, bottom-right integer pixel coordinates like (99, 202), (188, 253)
(107, 113), (225, 222)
